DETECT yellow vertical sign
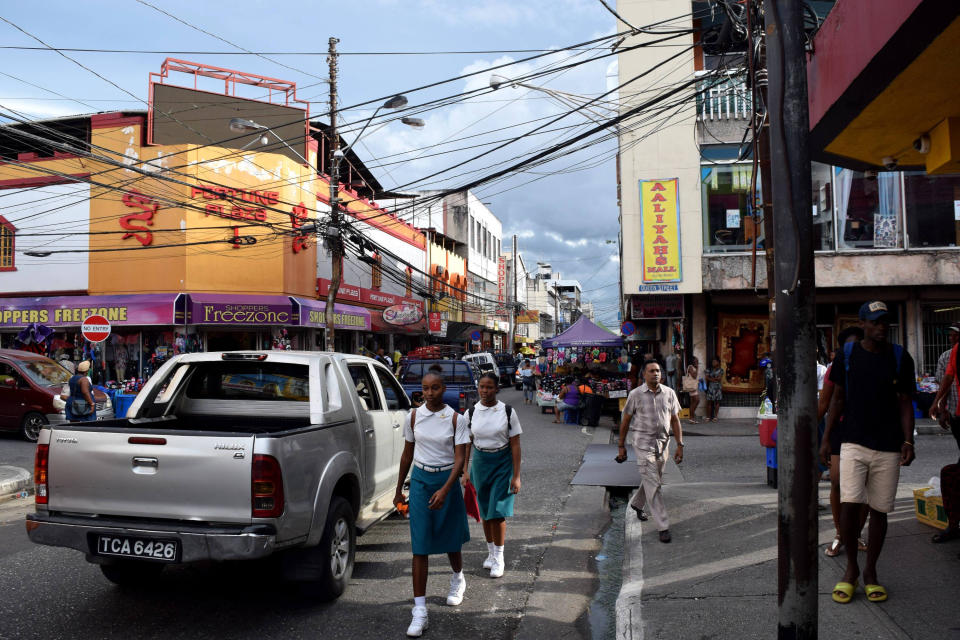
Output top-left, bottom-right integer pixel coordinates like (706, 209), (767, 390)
(639, 178), (682, 283)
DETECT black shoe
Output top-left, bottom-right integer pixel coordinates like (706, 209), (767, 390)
(631, 505), (648, 521)
(659, 529), (672, 543)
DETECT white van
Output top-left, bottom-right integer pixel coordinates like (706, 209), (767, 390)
(463, 352), (501, 384)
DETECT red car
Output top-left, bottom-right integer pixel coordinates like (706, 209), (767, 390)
(0, 349), (113, 442)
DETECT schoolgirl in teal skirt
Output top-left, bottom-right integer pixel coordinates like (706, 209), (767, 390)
(394, 371), (471, 637)
(464, 373), (523, 579)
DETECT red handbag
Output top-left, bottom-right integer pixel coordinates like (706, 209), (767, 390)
(464, 480), (481, 522)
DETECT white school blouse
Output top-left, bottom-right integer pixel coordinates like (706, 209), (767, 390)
(464, 401), (523, 450)
(403, 404), (471, 467)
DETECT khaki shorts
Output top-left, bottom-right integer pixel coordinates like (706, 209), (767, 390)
(839, 443), (901, 513)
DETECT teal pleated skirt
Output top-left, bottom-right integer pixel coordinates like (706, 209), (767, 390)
(471, 447), (516, 520)
(409, 465), (470, 555)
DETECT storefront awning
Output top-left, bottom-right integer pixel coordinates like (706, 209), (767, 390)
(0, 294), (183, 329)
(187, 293), (295, 326)
(294, 297), (372, 331)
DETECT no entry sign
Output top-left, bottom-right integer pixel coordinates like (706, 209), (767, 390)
(81, 314), (111, 342)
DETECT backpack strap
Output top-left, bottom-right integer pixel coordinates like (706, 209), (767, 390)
(844, 341), (905, 390)
(468, 406), (475, 424)
(505, 404), (513, 433)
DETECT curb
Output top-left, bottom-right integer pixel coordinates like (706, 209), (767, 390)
(0, 466), (33, 504)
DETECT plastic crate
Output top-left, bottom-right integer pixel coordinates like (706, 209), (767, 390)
(913, 487), (948, 530)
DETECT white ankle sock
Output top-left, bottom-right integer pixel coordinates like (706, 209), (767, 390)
(414, 596), (426, 608)
(452, 570), (464, 582)
(494, 544), (504, 559)
(486, 542), (495, 555)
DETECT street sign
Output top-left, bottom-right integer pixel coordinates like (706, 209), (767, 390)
(428, 312), (442, 334)
(81, 314), (111, 342)
(620, 321), (636, 336)
(470, 330), (482, 341)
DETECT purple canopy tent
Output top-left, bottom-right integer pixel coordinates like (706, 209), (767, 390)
(542, 316), (623, 348)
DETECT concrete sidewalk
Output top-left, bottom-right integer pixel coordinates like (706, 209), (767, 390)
(0, 465), (32, 503)
(615, 420), (960, 639)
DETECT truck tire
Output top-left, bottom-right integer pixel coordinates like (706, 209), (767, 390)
(20, 412), (47, 443)
(311, 496), (356, 601)
(99, 560), (165, 586)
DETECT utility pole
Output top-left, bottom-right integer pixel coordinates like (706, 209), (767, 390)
(511, 234), (518, 353)
(553, 283), (560, 337)
(763, 1), (818, 638)
(324, 37), (341, 352)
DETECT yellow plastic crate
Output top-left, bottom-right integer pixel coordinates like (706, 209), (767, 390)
(913, 487), (948, 530)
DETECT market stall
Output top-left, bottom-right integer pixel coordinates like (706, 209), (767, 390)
(538, 316), (632, 419)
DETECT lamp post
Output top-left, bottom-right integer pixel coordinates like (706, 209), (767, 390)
(229, 97), (422, 353)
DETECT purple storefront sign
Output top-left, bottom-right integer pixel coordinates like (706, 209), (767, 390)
(294, 298), (372, 331)
(188, 294), (294, 326)
(0, 294), (181, 328)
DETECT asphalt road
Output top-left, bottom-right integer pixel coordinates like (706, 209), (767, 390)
(0, 389), (608, 640)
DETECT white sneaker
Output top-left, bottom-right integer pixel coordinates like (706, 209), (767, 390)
(446, 574), (466, 606)
(482, 553), (494, 569)
(406, 606), (428, 637)
(489, 556), (505, 578)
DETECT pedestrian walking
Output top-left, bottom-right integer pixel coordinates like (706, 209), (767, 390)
(520, 360), (536, 404)
(928, 323), (960, 549)
(822, 301), (916, 604)
(462, 373), (522, 579)
(394, 371), (471, 637)
(60, 360), (96, 422)
(819, 326), (868, 558)
(705, 358), (724, 422)
(616, 360), (684, 543)
(682, 358), (700, 423)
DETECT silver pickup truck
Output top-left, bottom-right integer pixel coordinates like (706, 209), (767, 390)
(26, 351), (411, 600)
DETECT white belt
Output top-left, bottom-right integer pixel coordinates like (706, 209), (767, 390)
(474, 444), (509, 453)
(414, 461), (454, 473)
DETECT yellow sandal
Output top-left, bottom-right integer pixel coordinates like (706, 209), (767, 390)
(832, 581), (857, 604)
(864, 584), (887, 603)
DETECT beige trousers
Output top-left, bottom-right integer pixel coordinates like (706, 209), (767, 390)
(630, 448), (669, 531)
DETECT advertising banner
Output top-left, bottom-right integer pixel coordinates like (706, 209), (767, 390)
(0, 294), (180, 328)
(639, 178), (682, 283)
(497, 256), (506, 304)
(382, 304), (424, 326)
(516, 310), (539, 323)
(428, 312), (443, 334)
(189, 294), (294, 326)
(296, 298), (372, 331)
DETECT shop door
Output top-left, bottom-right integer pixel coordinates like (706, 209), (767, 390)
(206, 332), (259, 352)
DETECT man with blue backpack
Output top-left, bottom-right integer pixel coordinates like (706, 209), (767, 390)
(821, 301), (916, 606)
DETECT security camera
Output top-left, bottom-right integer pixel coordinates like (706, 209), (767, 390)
(913, 134), (931, 154)
(881, 156), (898, 170)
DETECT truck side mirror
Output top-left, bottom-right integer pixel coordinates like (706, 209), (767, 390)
(2, 378), (16, 388)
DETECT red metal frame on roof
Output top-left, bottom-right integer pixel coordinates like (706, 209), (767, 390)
(146, 58), (310, 147)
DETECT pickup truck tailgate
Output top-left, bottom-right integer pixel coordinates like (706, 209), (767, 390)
(47, 428), (255, 524)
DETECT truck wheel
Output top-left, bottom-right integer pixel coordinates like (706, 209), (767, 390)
(20, 412), (47, 443)
(99, 560), (165, 586)
(312, 496), (356, 601)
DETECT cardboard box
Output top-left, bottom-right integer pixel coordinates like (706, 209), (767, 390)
(913, 487), (948, 530)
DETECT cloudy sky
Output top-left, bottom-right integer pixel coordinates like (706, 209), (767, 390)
(0, 0), (634, 325)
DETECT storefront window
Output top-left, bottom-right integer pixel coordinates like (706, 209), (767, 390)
(702, 164), (757, 253)
(835, 169), (903, 250)
(904, 171), (960, 248)
(810, 162), (835, 251)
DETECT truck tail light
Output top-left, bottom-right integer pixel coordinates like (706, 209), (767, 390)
(35, 444), (49, 505)
(252, 454), (284, 518)
(459, 392), (466, 411)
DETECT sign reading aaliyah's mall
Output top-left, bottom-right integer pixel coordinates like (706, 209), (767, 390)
(639, 178), (682, 283)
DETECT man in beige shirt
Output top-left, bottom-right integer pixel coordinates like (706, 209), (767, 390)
(617, 360), (684, 542)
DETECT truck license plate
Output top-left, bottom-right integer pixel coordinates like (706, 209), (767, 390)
(95, 535), (180, 562)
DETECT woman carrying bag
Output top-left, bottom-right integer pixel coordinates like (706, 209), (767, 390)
(463, 372), (522, 578)
(681, 358), (700, 424)
(394, 371), (472, 637)
(61, 360), (96, 422)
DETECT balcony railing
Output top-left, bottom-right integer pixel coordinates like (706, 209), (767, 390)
(697, 72), (752, 121)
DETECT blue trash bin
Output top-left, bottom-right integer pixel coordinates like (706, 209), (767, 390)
(113, 393), (136, 418)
